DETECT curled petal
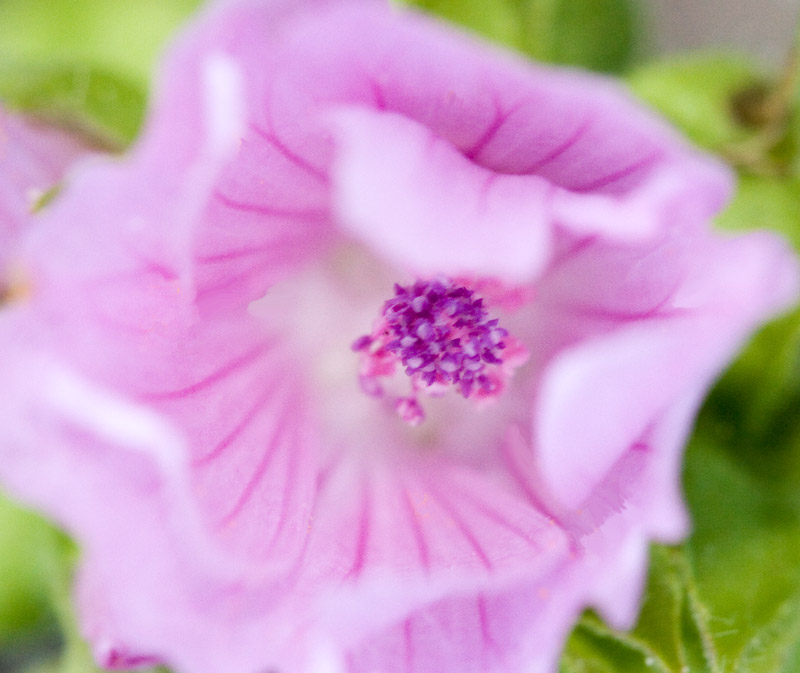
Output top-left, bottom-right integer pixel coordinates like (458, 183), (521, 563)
(535, 231), (799, 509)
(330, 107), (553, 283)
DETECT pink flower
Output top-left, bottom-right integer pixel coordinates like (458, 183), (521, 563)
(0, 2), (797, 673)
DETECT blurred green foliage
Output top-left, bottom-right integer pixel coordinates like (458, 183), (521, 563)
(629, 56), (761, 152)
(0, 64), (146, 149)
(0, 0), (201, 147)
(0, 495), (70, 673)
(399, 0), (636, 73)
(0, 0), (202, 84)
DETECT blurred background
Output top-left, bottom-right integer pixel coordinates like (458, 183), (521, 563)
(648, 0), (798, 66)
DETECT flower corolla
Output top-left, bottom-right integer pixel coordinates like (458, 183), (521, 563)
(0, 2), (797, 673)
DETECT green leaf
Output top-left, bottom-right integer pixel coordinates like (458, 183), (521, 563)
(0, 490), (171, 673)
(562, 402), (800, 673)
(396, 0), (636, 73)
(0, 495), (70, 634)
(0, 62), (146, 149)
(398, 0), (525, 52)
(0, 494), (72, 671)
(681, 435), (800, 673)
(716, 174), (800, 247)
(0, 0), (202, 86)
(519, 0), (636, 73)
(561, 430), (800, 673)
(628, 55), (762, 152)
(0, 0), (203, 148)
(629, 52), (800, 177)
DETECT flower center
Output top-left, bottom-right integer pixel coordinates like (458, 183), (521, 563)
(352, 278), (528, 426)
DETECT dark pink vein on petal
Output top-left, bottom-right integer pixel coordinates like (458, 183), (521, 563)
(477, 595), (493, 646)
(368, 78), (388, 111)
(262, 422), (304, 556)
(497, 439), (562, 527)
(443, 478), (546, 550)
(141, 341), (273, 402)
(279, 449), (346, 585)
(249, 122), (329, 184)
(316, 450), (346, 495)
(344, 477), (372, 580)
(403, 618), (414, 673)
(561, 294), (688, 323)
(574, 151), (662, 193)
(548, 235), (598, 268)
(463, 99), (514, 162)
(92, 255), (178, 289)
(128, 251), (180, 281)
(214, 190), (328, 221)
(400, 486), (431, 574)
(477, 594), (506, 666)
(196, 262), (278, 299)
(196, 240), (296, 265)
(478, 173), (499, 209)
(424, 480), (494, 571)
(192, 383), (280, 466)
(498, 440), (583, 553)
(520, 118), (592, 175)
(218, 400), (293, 526)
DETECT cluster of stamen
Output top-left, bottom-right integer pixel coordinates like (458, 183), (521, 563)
(352, 278), (526, 425)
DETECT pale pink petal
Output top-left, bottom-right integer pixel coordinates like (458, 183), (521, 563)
(278, 3), (730, 248)
(304, 453), (568, 640)
(2, 136), (321, 668)
(535, 231), (799, 509)
(0, 108), (88, 269)
(330, 107), (553, 283)
(338, 488), (652, 673)
(0, 302), (320, 672)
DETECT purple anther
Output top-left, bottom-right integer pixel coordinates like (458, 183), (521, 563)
(406, 356), (424, 370)
(411, 295), (428, 312)
(490, 327), (507, 345)
(351, 335), (373, 352)
(352, 277), (528, 425)
(380, 278), (511, 396)
(416, 321), (433, 340)
(440, 355), (459, 373)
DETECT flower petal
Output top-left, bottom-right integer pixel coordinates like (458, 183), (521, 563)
(535, 230), (799, 509)
(300, 448), (570, 645)
(127, 0), (733, 302)
(0, 107), (88, 269)
(0, 118), (323, 667)
(337, 490), (653, 673)
(330, 107), (553, 283)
